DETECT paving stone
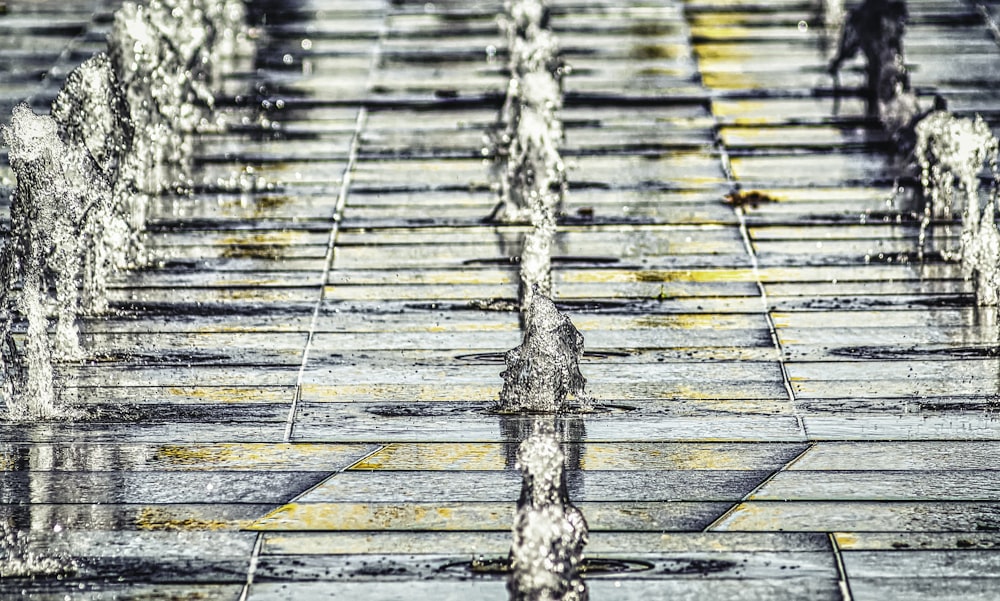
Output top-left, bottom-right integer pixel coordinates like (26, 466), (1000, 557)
(249, 500), (730, 531)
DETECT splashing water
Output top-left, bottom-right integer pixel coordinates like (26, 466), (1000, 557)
(0, 520), (75, 580)
(508, 421), (588, 601)
(914, 111), (999, 260)
(1, 1), (249, 418)
(914, 111), (1000, 305)
(496, 292), (593, 413)
(0, 105), (104, 417)
(490, 0), (567, 223)
(52, 53), (132, 315)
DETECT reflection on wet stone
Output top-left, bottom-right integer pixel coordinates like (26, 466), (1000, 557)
(508, 420), (588, 601)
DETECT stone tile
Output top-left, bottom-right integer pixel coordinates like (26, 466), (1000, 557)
(353, 442), (808, 470)
(249, 500), (729, 531)
(714, 501), (1000, 532)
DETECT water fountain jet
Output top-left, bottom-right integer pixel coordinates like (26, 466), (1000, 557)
(496, 291), (593, 414)
(0, 104), (112, 419)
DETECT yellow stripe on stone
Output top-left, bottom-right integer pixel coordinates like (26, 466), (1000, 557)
(248, 502), (512, 531)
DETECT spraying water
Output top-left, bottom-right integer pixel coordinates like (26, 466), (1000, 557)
(508, 421), (589, 601)
(0, 519), (75, 579)
(51, 53), (133, 315)
(1, 0), (248, 418)
(914, 112), (1000, 302)
(490, 0), (567, 224)
(496, 292), (593, 413)
(0, 104), (112, 419)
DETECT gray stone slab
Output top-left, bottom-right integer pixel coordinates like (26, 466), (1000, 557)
(297, 469), (771, 502)
(0, 503), (274, 531)
(843, 549), (1000, 579)
(752, 470), (1000, 501)
(0, 471), (329, 504)
(352, 442), (808, 471)
(246, 578), (841, 601)
(57, 364), (301, 388)
(848, 577), (1000, 601)
(260, 530), (830, 555)
(714, 501), (1000, 532)
(0, 423), (285, 443)
(301, 360), (780, 385)
(291, 414), (805, 442)
(0, 442), (376, 471)
(250, 500), (729, 531)
(246, 581), (505, 601)
(834, 532), (1000, 551)
(791, 442), (1000, 471)
(730, 154), (895, 186)
(803, 416), (1000, 441)
(251, 549), (836, 581)
(0, 583), (244, 601)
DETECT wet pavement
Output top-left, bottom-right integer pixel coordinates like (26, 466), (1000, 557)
(5, 0), (1000, 599)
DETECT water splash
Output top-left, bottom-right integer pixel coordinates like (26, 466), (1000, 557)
(51, 53), (133, 315)
(496, 292), (593, 413)
(0, 104), (115, 419)
(0, 520), (75, 580)
(508, 421), (588, 601)
(828, 0), (920, 141)
(1, 1), (248, 418)
(490, 0), (567, 223)
(914, 112), (999, 278)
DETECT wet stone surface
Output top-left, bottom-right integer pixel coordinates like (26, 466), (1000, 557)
(4, 0), (1000, 599)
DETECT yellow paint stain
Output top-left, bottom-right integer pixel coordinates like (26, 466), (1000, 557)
(834, 532), (859, 549)
(689, 25), (757, 40)
(136, 507), (250, 531)
(153, 442), (368, 471)
(710, 502), (766, 530)
(637, 67), (684, 77)
(701, 71), (760, 90)
(352, 443), (506, 470)
(167, 386), (285, 404)
(248, 502), (511, 531)
(0, 452), (15, 471)
(712, 99), (767, 118)
(220, 231), (302, 260)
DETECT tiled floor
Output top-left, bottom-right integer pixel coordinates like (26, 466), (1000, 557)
(4, 0), (1000, 599)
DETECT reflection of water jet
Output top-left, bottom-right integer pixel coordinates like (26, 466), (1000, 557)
(507, 421), (588, 601)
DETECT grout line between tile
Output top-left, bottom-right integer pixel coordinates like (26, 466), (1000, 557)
(703, 442), (816, 531)
(829, 532), (855, 601)
(283, 7), (390, 443)
(237, 532), (263, 601)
